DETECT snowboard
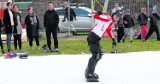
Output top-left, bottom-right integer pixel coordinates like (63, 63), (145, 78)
(86, 78), (99, 82)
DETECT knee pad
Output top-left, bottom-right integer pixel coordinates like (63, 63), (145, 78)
(96, 53), (102, 62)
(92, 53), (102, 62)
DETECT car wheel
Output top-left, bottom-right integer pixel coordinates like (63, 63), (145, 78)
(72, 31), (77, 36)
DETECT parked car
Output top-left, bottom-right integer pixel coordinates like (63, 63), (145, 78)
(55, 6), (93, 35)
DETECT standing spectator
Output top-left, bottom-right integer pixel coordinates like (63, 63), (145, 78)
(122, 9), (134, 42)
(145, 8), (160, 41)
(0, 3), (6, 21)
(25, 7), (40, 50)
(0, 3), (5, 54)
(137, 7), (148, 41)
(111, 2), (124, 43)
(62, 2), (76, 35)
(115, 10), (124, 43)
(0, 18), (4, 54)
(111, 2), (124, 14)
(44, 2), (59, 52)
(3, 2), (17, 52)
(13, 5), (22, 51)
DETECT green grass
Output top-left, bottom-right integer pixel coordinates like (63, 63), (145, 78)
(1, 37), (160, 56)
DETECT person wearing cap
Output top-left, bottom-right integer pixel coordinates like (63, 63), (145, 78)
(85, 11), (121, 81)
(62, 2), (76, 35)
(145, 8), (160, 41)
(3, 2), (17, 52)
(122, 9), (134, 42)
(115, 10), (124, 43)
(137, 7), (148, 42)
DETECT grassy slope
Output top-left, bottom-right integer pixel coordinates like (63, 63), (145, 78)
(1, 37), (160, 56)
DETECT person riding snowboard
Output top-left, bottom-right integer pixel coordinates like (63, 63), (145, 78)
(85, 11), (122, 82)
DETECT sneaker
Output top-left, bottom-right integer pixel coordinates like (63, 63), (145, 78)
(85, 68), (99, 79)
(53, 48), (59, 52)
(20, 49), (23, 52)
(15, 50), (17, 52)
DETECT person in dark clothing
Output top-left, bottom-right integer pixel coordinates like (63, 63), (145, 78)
(115, 11), (124, 43)
(3, 2), (17, 52)
(25, 7), (40, 50)
(122, 9), (135, 42)
(13, 5), (23, 51)
(145, 8), (160, 41)
(0, 19), (4, 54)
(44, 2), (59, 52)
(137, 8), (148, 41)
(62, 2), (77, 35)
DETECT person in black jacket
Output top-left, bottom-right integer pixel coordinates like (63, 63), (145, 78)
(3, 2), (17, 52)
(145, 8), (160, 41)
(44, 2), (59, 52)
(115, 10), (124, 43)
(62, 2), (77, 35)
(137, 7), (148, 41)
(122, 9), (134, 42)
(0, 19), (4, 54)
(13, 5), (23, 51)
(25, 7), (40, 50)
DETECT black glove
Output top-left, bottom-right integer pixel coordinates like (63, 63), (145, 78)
(97, 11), (102, 15)
(112, 38), (116, 46)
(62, 19), (66, 22)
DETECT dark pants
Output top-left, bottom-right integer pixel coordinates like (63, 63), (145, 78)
(145, 25), (160, 41)
(13, 34), (22, 50)
(29, 36), (40, 47)
(117, 26), (124, 42)
(46, 28), (58, 50)
(87, 32), (102, 73)
(6, 26), (14, 52)
(0, 31), (4, 51)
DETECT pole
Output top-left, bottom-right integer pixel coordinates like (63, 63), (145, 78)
(91, 0), (94, 27)
(68, 1), (71, 34)
(147, 0), (150, 15)
(103, 0), (109, 12)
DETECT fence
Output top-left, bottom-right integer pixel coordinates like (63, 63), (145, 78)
(15, 0), (160, 26)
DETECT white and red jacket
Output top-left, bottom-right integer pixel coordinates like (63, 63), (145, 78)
(91, 13), (114, 39)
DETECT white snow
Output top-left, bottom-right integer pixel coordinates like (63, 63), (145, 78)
(0, 51), (160, 84)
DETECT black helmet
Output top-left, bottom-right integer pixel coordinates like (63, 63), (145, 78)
(112, 10), (122, 18)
